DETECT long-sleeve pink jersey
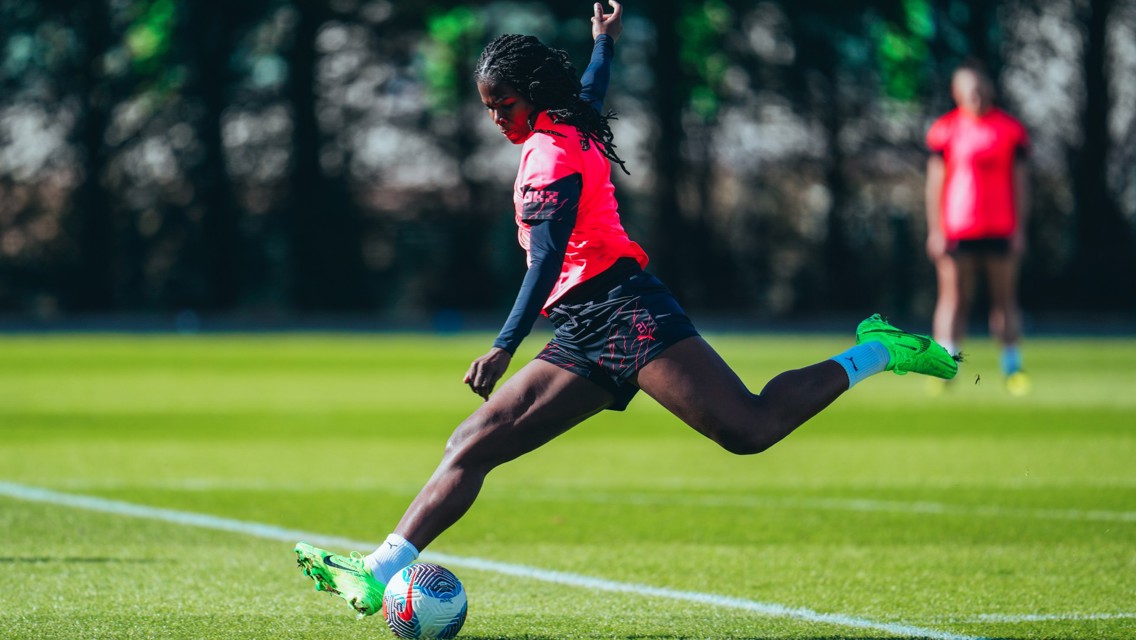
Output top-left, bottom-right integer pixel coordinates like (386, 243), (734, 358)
(513, 111), (649, 310)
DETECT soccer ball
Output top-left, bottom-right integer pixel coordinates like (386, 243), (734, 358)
(382, 563), (467, 640)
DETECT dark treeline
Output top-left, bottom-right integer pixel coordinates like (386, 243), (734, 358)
(1, 0), (1134, 323)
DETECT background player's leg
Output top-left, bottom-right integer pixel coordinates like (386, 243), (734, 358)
(952, 253), (979, 353)
(933, 253), (964, 354)
(985, 253), (1025, 381)
(392, 359), (613, 552)
(985, 253), (1022, 349)
(634, 336), (848, 455)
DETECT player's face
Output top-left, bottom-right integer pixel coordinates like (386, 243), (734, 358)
(477, 80), (535, 144)
(951, 70), (993, 116)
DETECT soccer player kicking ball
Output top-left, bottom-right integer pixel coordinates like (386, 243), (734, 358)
(295, 1), (959, 618)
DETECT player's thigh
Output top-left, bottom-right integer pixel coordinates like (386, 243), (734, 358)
(934, 254), (962, 302)
(982, 254), (1020, 308)
(634, 336), (753, 436)
(951, 252), (980, 305)
(449, 359), (613, 467)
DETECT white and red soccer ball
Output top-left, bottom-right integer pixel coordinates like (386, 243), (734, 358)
(382, 563), (467, 640)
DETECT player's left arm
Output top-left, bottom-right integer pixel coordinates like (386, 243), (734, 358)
(591, 0), (622, 41)
(1011, 125), (1031, 256)
(580, 1), (621, 113)
(1012, 156), (1029, 256)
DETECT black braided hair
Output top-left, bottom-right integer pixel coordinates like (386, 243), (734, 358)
(475, 34), (628, 175)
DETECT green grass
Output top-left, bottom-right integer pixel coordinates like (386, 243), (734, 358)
(1, 332), (1134, 639)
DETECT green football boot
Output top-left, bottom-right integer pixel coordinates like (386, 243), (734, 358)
(856, 314), (959, 380)
(294, 542), (384, 618)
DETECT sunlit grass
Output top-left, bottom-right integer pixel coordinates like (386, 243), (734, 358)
(1, 333), (1134, 639)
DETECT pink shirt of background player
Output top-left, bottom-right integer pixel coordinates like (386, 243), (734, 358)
(926, 107), (1029, 241)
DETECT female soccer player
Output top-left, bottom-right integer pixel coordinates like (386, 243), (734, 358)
(295, 1), (958, 617)
(925, 60), (1031, 395)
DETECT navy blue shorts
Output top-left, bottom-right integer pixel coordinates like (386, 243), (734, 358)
(536, 259), (700, 411)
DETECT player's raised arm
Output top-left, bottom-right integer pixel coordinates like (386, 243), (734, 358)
(591, 1), (622, 42)
(581, 1), (621, 113)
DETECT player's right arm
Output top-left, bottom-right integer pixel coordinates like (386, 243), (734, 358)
(464, 212), (575, 400)
(924, 115), (950, 261)
(925, 155), (947, 260)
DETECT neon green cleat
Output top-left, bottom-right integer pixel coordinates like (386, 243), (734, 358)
(294, 542), (384, 618)
(856, 314), (959, 380)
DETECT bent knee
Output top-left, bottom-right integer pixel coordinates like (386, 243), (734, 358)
(442, 411), (517, 469)
(706, 419), (780, 455)
(716, 431), (775, 456)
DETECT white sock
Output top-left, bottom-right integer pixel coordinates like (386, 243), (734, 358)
(831, 342), (890, 388)
(940, 340), (958, 357)
(364, 533), (419, 584)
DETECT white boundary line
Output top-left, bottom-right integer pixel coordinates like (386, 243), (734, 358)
(1, 481), (986, 640)
(962, 613), (1136, 623)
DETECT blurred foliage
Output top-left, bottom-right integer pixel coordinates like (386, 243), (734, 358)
(679, 0), (733, 121)
(126, 0), (175, 73)
(0, 0), (1133, 322)
(875, 0), (933, 101)
(423, 6), (484, 114)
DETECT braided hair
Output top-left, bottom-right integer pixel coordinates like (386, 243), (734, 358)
(475, 34), (628, 174)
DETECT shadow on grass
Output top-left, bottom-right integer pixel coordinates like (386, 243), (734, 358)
(0, 556), (163, 563)
(457, 636), (1015, 640)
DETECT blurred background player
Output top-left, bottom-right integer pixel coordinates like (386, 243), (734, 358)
(294, 1), (959, 619)
(925, 60), (1031, 395)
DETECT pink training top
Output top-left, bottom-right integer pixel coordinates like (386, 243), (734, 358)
(513, 111), (649, 310)
(926, 107), (1029, 241)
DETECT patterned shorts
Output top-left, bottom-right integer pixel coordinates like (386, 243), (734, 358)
(536, 259), (700, 411)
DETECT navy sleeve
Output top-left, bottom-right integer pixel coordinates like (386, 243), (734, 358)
(492, 174), (582, 354)
(579, 35), (613, 113)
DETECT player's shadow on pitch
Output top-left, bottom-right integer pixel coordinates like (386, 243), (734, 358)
(461, 632), (1022, 636)
(0, 556), (162, 563)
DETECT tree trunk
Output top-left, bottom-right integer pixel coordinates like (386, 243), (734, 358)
(647, 0), (690, 299)
(70, 0), (115, 312)
(287, 0), (366, 311)
(187, 4), (241, 310)
(1070, 0), (1136, 308)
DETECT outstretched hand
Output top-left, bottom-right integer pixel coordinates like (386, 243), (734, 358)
(592, 0), (623, 42)
(464, 347), (512, 401)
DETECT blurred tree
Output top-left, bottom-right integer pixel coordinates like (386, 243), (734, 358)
(286, 0), (367, 311)
(645, 0), (689, 302)
(69, 0), (116, 312)
(779, 1), (903, 313)
(1, 0), (1132, 321)
(180, 2), (263, 310)
(420, 5), (496, 312)
(1068, 0), (1136, 308)
(678, 0), (740, 310)
(875, 0), (934, 103)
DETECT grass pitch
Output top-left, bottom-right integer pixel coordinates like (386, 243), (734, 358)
(1, 331), (1133, 639)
